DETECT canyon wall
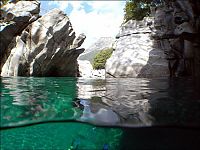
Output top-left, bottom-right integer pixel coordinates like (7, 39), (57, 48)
(106, 0), (200, 80)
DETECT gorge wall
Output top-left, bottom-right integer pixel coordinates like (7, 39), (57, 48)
(0, 1), (85, 77)
(106, 17), (169, 78)
(106, 0), (200, 80)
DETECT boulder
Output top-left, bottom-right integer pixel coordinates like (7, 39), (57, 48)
(1, 8), (85, 77)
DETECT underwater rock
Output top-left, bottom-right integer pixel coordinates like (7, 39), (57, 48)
(79, 99), (120, 125)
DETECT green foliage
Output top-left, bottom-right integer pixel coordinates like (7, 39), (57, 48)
(92, 48), (113, 70)
(1, 0), (21, 6)
(1, 0), (9, 5)
(124, 0), (151, 22)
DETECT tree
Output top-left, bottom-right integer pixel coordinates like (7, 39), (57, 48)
(124, 0), (151, 22)
(1, 0), (9, 5)
(92, 48), (113, 70)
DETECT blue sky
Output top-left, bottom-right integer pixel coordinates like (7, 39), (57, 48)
(40, 1), (126, 48)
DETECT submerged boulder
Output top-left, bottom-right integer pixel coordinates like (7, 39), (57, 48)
(1, 3), (86, 76)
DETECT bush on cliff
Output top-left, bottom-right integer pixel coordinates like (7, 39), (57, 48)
(92, 48), (113, 70)
(124, 0), (151, 22)
(1, 0), (9, 5)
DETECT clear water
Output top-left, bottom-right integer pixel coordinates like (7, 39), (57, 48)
(1, 77), (200, 149)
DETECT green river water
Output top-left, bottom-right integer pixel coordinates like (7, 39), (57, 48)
(1, 77), (200, 149)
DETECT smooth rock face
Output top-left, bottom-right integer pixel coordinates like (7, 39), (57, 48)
(106, 18), (169, 78)
(78, 37), (114, 62)
(1, 7), (85, 77)
(0, 0), (40, 73)
(151, 0), (200, 79)
(106, 0), (200, 79)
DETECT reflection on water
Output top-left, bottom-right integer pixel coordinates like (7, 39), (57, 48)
(1, 77), (200, 149)
(77, 77), (200, 127)
(1, 77), (80, 127)
(1, 77), (200, 128)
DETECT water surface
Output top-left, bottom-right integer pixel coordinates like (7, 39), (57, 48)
(1, 77), (200, 149)
(1, 77), (200, 128)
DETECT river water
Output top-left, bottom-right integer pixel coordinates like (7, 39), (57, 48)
(1, 77), (200, 149)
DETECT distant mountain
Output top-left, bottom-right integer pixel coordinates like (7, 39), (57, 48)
(78, 37), (115, 62)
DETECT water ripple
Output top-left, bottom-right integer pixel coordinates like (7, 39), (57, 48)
(1, 77), (200, 128)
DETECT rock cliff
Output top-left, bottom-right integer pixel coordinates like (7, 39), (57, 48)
(106, 17), (169, 78)
(0, 0), (40, 74)
(106, 0), (200, 79)
(0, 1), (86, 77)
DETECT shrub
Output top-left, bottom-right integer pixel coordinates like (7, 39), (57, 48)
(124, 0), (151, 22)
(92, 48), (113, 70)
(1, 0), (9, 5)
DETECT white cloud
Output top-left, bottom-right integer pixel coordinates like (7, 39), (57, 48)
(48, 1), (84, 12)
(48, 1), (69, 11)
(48, 1), (126, 48)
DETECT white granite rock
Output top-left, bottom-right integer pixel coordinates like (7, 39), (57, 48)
(0, 0), (40, 73)
(106, 18), (169, 78)
(1, 8), (85, 77)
